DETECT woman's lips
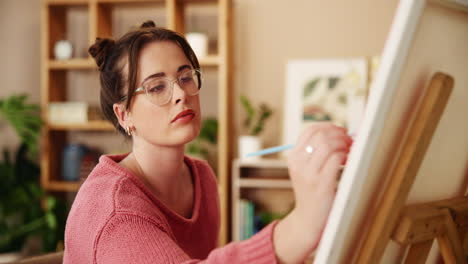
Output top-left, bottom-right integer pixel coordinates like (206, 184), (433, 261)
(172, 109), (195, 123)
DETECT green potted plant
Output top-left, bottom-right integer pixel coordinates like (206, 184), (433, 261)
(186, 117), (218, 169)
(0, 95), (67, 262)
(239, 95), (272, 160)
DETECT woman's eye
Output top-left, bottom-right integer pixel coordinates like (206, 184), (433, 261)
(180, 76), (194, 83)
(148, 84), (166, 93)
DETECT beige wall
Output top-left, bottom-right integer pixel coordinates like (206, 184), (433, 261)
(0, 0), (41, 155)
(233, 0), (399, 151)
(0, 0), (399, 157)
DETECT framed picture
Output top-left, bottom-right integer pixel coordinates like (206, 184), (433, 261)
(283, 59), (368, 147)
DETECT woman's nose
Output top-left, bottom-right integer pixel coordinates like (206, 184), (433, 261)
(172, 81), (186, 104)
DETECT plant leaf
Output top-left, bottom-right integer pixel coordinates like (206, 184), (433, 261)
(0, 94), (42, 157)
(251, 103), (272, 136)
(46, 196), (57, 211)
(303, 78), (320, 97)
(240, 95), (255, 130)
(328, 77), (340, 89)
(199, 118), (218, 144)
(45, 212), (57, 229)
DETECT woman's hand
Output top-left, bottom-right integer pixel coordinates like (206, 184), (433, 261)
(274, 123), (353, 263)
(289, 122), (352, 229)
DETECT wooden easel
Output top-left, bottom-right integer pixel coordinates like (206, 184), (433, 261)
(354, 72), (463, 263)
(392, 196), (468, 263)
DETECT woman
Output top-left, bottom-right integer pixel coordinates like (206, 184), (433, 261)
(63, 21), (352, 263)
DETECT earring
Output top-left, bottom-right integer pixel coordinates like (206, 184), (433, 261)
(125, 126), (133, 136)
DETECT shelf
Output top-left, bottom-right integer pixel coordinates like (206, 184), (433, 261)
(96, 0), (218, 4)
(48, 56), (218, 69)
(199, 55), (220, 67)
(46, 0), (89, 6)
(48, 120), (115, 131)
(180, 0), (219, 3)
(45, 181), (81, 192)
(237, 178), (291, 189)
(48, 58), (96, 70)
(236, 158), (288, 169)
(97, 0), (164, 3)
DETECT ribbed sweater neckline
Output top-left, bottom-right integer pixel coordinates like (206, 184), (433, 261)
(98, 153), (202, 225)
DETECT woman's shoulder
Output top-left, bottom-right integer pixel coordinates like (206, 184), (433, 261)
(69, 154), (167, 230)
(76, 154), (134, 205)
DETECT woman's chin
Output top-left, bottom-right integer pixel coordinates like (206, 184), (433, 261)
(140, 126), (200, 148)
(174, 128), (200, 145)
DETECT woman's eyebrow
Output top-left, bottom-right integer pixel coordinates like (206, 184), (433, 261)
(177, 64), (191, 72)
(142, 64), (192, 83)
(142, 72), (165, 83)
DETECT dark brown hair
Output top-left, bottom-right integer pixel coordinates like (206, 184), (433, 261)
(88, 20), (200, 136)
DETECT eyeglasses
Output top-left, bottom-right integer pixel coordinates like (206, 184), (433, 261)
(122, 69), (202, 106)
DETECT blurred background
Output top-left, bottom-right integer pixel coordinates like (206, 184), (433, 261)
(0, 0), (399, 261)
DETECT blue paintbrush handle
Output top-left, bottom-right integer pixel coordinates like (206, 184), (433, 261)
(245, 144), (295, 157)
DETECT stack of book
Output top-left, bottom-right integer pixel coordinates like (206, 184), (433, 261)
(239, 199), (255, 240)
(49, 102), (88, 124)
(62, 144), (101, 182)
(238, 199), (288, 241)
(48, 102), (104, 124)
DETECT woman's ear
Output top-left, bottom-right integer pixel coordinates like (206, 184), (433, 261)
(113, 103), (131, 129)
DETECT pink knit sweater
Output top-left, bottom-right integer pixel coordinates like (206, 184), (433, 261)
(63, 154), (279, 263)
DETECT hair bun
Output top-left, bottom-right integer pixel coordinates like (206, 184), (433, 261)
(141, 20), (156, 28)
(88, 38), (115, 70)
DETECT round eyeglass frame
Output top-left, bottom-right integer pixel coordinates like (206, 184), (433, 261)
(120, 69), (202, 106)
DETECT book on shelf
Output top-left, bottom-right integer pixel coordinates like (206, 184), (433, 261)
(48, 102), (104, 125)
(239, 199), (255, 240)
(239, 199), (287, 241)
(49, 102), (88, 124)
(62, 143), (101, 182)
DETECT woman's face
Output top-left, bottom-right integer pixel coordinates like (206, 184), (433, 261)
(127, 41), (202, 147)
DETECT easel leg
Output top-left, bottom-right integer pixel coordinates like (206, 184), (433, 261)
(393, 197), (468, 264)
(438, 235), (458, 264)
(462, 231), (468, 255)
(404, 240), (433, 264)
(436, 209), (466, 264)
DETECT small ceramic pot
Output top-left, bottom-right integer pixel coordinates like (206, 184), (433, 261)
(238, 135), (262, 161)
(186, 32), (208, 58)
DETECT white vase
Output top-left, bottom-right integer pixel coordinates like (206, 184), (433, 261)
(238, 135), (262, 161)
(54, 40), (73, 60)
(186, 32), (208, 58)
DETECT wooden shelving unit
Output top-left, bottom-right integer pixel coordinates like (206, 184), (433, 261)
(198, 55), (220, 66)
(47, 181), (82, 192)
(231, 159), (294, 241)
(41, 0), (233, 244)
(47, 120), (115, 131)
(48, 58), (96, 70)
(238, 178), (292, 189)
